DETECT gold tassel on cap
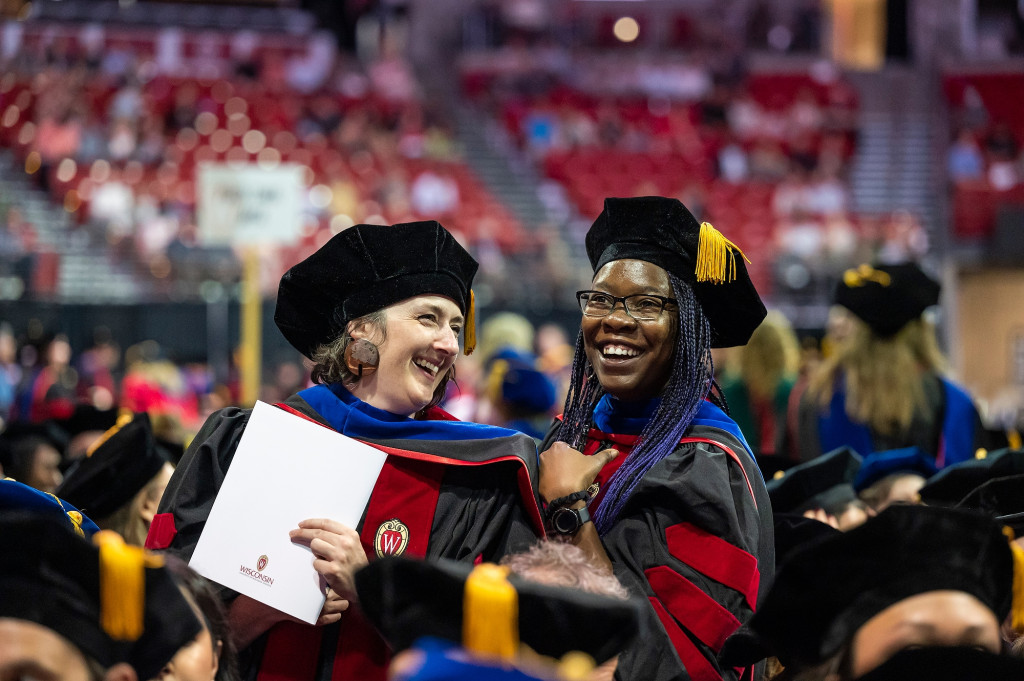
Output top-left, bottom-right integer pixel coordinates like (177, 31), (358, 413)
(94, 530), (163, 641)
(463, 563), (518, 661)
(695, 221), (751, 285)
(86, 411), (135, 458)
(464, 290), (477, 356)
(1004, 527), (1024, 634)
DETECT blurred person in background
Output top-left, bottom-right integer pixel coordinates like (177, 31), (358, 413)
(798, 263), (985, 466)
(0, 427), (65, 493)
(538, 197), (773, 681)
(719, 310), (800, 459)
(57, 413), (175, 546)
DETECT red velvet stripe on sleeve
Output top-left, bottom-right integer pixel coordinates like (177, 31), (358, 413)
(665, 522), (760, 610)
(645, 566), (741, 651)
(649, 597), (722, 681)
(144, 512), (177, 550)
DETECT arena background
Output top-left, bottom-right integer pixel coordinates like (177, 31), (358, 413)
(0, 0), (1021, 433)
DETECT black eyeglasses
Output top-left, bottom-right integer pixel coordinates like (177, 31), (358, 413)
(576, 290), (678, 321)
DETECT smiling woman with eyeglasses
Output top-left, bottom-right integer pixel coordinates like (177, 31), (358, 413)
(538, 197), (775, 681)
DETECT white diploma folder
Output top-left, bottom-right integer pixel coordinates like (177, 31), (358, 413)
(189, 400), (387, 624)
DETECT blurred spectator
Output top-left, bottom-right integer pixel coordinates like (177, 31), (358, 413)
(0, 432), (63, 493)
(719, 310), (800, 457)
(947, 128), (985, 181)
(717, 137), (750, 182)
(0, 325), (21, 423)
(410, 169), (460, 218)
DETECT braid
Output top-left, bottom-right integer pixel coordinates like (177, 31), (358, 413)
(555, 330), (605, 450)
(592, 274), (714, 534)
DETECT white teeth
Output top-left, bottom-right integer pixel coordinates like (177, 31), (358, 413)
(414, 358), (439, 375)
(602, 345), (640, 357)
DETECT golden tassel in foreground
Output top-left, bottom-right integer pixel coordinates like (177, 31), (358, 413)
(463, 563), (518, 661)
(695, 221), (751, 284)
(464, 289), (477, 355)
(95, 530), (163, 640)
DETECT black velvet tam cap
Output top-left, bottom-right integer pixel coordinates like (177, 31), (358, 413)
(918, 448), (1024, 507)
(834, 262), (941, 337)
(955, 474), (1024, 533)
(853, 646), (1024, 681)
(767, 446), (863, 514)
(0, 513), (201, 679)
(585, 197), (766, 348)
(275, 221), (479, 359)
(56, 413), (169, 519)
(720, 505), (1013, 669)
(354, 556), (640, 666)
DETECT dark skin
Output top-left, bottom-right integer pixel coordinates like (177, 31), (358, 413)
(539, 259), (679, 571)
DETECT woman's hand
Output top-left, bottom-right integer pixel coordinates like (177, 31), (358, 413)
(539, 442), (619, 503)
(290, 518), (368, 612)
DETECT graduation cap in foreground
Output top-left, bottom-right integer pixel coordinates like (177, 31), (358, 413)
(0, 513), (202, 680)
(918, 448), (1024, 506)
(834, 262), (940, 337)
(720, 505), (1015, 670)
(767, 447), (862, 515)
(56, 412), (170, 519)
(853, 646), (1024, 681)
(771, 512), (841, 569)
(955, 474), (1024, 534)
(355, 557), (640, 673)
(852, 446), (938, 493)
(585, 196), (766, 348)
(0, 477), (99, 537)
(275, 221), (480, 359)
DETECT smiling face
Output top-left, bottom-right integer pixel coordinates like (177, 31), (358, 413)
(347, 295), (463, 417)
(582, 259), (678, 402)
(849, 590), (1002, 678)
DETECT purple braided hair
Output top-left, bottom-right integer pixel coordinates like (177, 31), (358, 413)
(555, 273), (715, 535)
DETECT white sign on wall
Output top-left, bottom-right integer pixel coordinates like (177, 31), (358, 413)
(197, 163), (304, 247)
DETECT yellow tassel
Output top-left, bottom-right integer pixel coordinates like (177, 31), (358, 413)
(464, 290), (477, 356)
(695, 222), (751, 285)
(1009, 429), (1022, 451)
(94, 530), (163, 641)
(86, 411), (135, 458)
(463, 563), (518, 661)
(486, 359), (511, 404)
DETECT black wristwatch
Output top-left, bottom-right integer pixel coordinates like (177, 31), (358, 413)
(549, 504), (591, 536)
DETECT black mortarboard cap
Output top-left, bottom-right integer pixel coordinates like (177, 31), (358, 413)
(852, 446), (938, 493)
(853, 646), (1024, 681)
(918, 448), (1024, 506)
(585, 197), (766, 347)
(720, 505), (1013, 669)
(0, 513), (201, 679)
(0, 478), (100, 537)
(834, 262), (940, 337)
(355, 557), (640, 666)
(275, 221), (479, 359)
(767, 447), (863, 514)
(56, 413), (170, 519)
(955, 474), (1024, 533)
(755, 454), (799, 482)
(58, 404), (120, 438)
(0, 418), (70, 453)
(772, 512), (841, 568)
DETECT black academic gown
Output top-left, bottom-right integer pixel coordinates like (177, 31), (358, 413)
(149, 389), (543, 681)
(542, 403), (774, 681)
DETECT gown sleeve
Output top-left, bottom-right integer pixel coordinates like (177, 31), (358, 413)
(150, 407), (250, 563)
(604, 434), (773, 681)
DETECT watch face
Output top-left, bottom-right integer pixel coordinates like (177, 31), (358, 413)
(552, 507), (579, 535)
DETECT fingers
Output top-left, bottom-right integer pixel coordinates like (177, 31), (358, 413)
(315, 594), (351, 627)
(595, 447), (620, 466)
